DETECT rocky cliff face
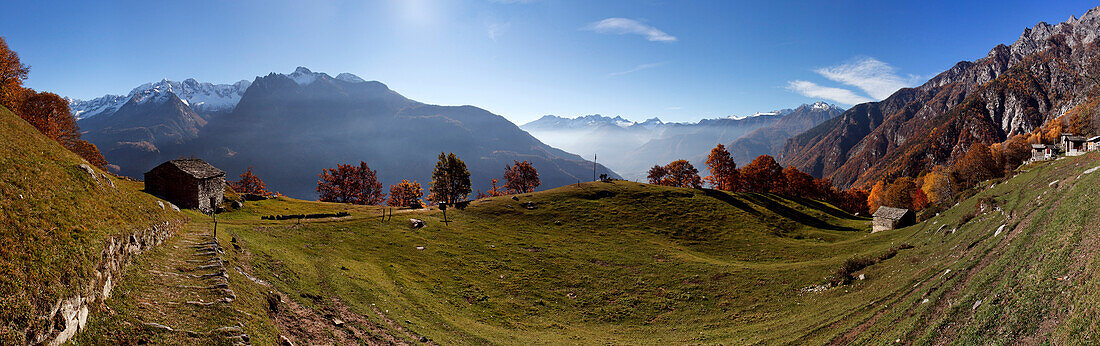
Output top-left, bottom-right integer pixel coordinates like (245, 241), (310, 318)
(781, 7), (1100, 188)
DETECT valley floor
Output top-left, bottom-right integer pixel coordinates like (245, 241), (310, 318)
(76, 153), (1100, 344)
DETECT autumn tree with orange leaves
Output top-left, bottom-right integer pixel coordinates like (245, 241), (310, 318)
(867, 181), (887, 212)
(476, 178), (508, 199)
(229, 166), (269, 196)
(504, 160), (540, 193)
(0, 37), (29, 112)
(665, 160), (702, 188)
(953, 143), (1001, 188)
(388, 180), (424, 208)
(2, 37), (107, 168)
(317, 161), (385, 205)
(740, 155), (785, 193)
(647, 164), (669, 185)
(782, 166), (815, 196)
(705, 144), (739, 191)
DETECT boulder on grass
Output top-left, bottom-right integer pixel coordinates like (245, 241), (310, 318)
(409, 219), (426, 229)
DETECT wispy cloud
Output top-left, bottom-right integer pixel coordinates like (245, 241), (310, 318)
(815, 57), (919, 100)
(666, 106), (683, 110)
(786, 57), (920, 105)
(786, 80), (874, 105)
(584, 18), (677, 42)
(609, 62), (665, 76)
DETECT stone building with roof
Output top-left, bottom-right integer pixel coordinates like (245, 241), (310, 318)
(144, 159), (226, 211)
(1061, 133), (1089, 156)
(871, 206), (914, 233)
(1031, 143), (1057, 162)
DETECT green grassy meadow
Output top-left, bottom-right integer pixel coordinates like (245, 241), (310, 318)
(173, 152), (1100, 344)
(6, 100), (1100, 343)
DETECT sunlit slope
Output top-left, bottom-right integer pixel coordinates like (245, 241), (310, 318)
(217, 181), (907, 344)
(816, 152), (1100, 344)
(103, 151), (1100, 344)
(0, 106), (179, 342)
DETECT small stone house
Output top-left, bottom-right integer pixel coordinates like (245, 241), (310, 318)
(1030, 143), (1056, 162)
(871, 206), (914, 233)
(144, 159), (226, 211)
(1060, 133), (1089, 156)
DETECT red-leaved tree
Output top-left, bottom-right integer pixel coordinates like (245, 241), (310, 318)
(740, 155), (785, 193)
(388, 180), (424, 208)
(504, 160), (540, 193)
(317, 161), (385, 205)
(229, 166), (269, 196)
(664, 160), (703, 188)
(705, 144), (739, 191)
(647, 164), (669, 185)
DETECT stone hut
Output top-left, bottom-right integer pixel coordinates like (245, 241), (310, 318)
(871, 206), (914, 233)
(1030, 143), (1056, 162)
(1060, 133), (1089, 156)
(144, 159), (226, 211)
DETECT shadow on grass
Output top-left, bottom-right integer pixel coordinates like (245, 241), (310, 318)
(704, 189), (862, 232)
(700, 189), (760, 216)
(785, 196), (868, 221)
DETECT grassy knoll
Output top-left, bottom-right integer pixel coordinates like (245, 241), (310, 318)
(179, 152), (1100, 344)
(0, 106), (180, 343)
(208, 181), (911, 344)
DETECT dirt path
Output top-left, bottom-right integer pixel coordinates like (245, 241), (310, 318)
(82, 219), (254, 344)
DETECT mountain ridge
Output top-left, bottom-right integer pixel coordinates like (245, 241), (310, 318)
(781, 6), (1100, 188)
(77, 67), (617, 198)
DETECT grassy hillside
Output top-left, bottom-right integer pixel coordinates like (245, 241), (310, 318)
(221, 182), (885, 344)
(59, 129), (1100, 343)
(0, 106), (181, 342)
(216, 152), (1099, 344)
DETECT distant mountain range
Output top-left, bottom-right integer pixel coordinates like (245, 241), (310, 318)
(75, 67), (616, 199)
(69, 78), (251, 119)
(522, 102), (842, 181)
(781, 7), (1100, 189)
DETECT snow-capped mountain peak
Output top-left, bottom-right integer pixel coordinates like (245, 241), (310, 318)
(65, 95), (129, 119)
(336, 73), (366, 83)
(71, 77), (253, 119)
(69, 67), (374, 120)
(288, 66), (328, 85)
(809, 101), (839, 111)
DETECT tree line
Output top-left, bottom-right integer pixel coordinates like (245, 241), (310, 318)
(867, 132), (1040, 216)
(1, 37), (107, 167)
(244, 152), (545, 208)
(648, 144), (871, 215)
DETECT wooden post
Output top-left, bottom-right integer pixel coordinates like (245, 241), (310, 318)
(209, 210), (217, 241)
(593, 154), (597, 182)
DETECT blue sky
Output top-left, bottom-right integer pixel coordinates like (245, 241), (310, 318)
(2, 0), (1096, 123)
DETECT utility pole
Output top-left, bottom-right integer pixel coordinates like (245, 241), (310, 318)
(593, 154), (597, 182)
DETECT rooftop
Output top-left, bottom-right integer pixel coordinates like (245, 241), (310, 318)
(872, 206), (911, 220)
(156, 159), (225, 179)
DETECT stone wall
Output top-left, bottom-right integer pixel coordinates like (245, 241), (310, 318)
(24, 219), (186, 345)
